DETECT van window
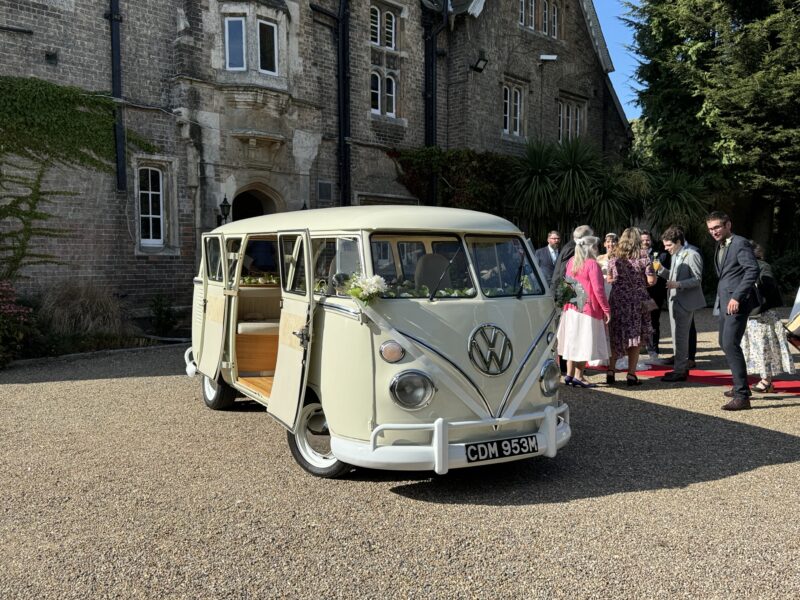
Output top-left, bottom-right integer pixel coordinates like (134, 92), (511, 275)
(205, 237), (224, 283)
(226, 238), (242, 284)
(370, 234), (476, 299)
(312, 237), (362, 296)
(466, 236), (544, 297)
(281, 236), (307, 295)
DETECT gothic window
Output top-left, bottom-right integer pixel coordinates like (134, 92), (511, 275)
(558, 99), (586, 142)
(385, 75), (396, 117)
(551, 2), (559, 39)
(370, 6), (380, 44)
(225, 17), (246, 71)
(258, 19), (278, 74)
(503, 85), (524, 136)
(139, 167), (164, 246)
(369, 3), (402, 119)
(542, 1), (549, 35)
(371, 72), (381, 114)
(384, 12), (396, 49)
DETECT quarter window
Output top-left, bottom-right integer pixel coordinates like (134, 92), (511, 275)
(205, 237), (224, 283)
(258, 20), (278, 74)
(139, 167), (163, 246)
(225, 17), (246, 70)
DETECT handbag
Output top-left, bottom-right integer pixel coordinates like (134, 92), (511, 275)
(748, 281), (767, 317)
(642, 298), (659, 312)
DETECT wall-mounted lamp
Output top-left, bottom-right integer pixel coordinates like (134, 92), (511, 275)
(218, 195), (231, 225)
(539, 54), (558, 64)
(471, 49), (488, 73)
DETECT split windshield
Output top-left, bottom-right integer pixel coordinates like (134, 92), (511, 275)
(369, 234), (544, 299)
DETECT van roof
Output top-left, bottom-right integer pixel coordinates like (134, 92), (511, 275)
(214, 205), (521, 235)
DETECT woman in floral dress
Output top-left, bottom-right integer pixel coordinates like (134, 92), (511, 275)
(741, 244), (795, 392)
(606, 227), (656, 385)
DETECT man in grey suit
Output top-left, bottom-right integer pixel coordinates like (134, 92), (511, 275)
(656, 226), (705, 382)
(706, 211), (760, 410)
(534, 231), (560, 283)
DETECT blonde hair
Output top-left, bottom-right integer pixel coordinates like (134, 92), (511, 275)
(613, 227), (642, 260)
(571, 236), (599, 274)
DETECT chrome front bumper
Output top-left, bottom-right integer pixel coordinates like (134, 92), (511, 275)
(330, 404), (570, 475)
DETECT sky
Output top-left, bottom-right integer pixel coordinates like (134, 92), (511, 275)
(593, 0), (641, 121)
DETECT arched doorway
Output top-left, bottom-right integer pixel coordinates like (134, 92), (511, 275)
(231, 187), (281, 221)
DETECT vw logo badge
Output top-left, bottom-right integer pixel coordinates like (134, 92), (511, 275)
(468, 324), (513, 376)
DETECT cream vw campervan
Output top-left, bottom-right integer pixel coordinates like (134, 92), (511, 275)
(185, 206), (569, 477)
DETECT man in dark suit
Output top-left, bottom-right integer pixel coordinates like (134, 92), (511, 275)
(706, 211), (760, 410)
(534, 231), (560, 283)
(640, 230), (668, 362)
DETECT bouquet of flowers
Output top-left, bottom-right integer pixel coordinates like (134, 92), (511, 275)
(552, 275), (587, 311)
(346, 273), (387, 305)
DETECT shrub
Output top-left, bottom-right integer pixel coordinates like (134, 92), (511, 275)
(771, 250), (800, 298)
(37, 281), (134, 338)
(0, 280), (33, 367)
(149, 293), (177, 337)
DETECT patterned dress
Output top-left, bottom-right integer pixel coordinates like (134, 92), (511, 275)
(742, 310), (796, 379)
(607, 250), (654, 355)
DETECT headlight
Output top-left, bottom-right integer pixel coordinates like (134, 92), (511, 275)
(390, 370), (435, 410)
(540, 359), (560, 397)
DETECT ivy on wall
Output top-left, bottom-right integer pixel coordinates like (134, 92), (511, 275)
(0, 76), (155, 280)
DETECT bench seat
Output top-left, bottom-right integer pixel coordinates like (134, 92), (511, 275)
(237, 320), (280, 335)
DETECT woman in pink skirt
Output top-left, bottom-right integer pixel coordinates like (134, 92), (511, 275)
(557, 235), (611, 388)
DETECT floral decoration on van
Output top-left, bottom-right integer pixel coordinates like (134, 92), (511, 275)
(240, 273), (278, 286)
(346, 274), (387, 305)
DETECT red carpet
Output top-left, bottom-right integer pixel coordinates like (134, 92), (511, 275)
(630, 364), (800, 394)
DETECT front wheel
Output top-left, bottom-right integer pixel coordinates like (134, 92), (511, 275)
(202, 374), (237, 410)
(287, 402), (351, 478)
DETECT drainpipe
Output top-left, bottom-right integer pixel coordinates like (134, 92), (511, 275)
(107, 0), (127, 191)
(422, 1), (448, 204)
(310, 2), (351, 206)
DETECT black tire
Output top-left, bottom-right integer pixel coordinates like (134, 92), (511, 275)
(287, 402), (352, 478)
(201, 374), (237, 410)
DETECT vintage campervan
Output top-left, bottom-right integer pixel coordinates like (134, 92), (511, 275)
(185, 206), (570, 477)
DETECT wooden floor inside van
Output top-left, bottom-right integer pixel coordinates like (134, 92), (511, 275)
(239, 376), (274, 398)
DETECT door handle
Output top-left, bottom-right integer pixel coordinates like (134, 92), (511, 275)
(292, 328), (309, 348)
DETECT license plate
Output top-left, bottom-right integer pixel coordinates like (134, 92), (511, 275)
(465, 434), (539, 463)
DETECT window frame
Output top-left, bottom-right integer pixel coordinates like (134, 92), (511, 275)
(370, 5), (381, 45)
(257, 18), (278, 75)
(370, 72), (382, 114)
(502, 86), (510, 134)
(528, 0), (536, 28)
(384, 11), (396, 49)
(385, 74), (396, 117)
(542, 0), (549, 35)
(551, 3), (559, 39)
(138, 167), (164, 247)
(512, 88), (522, 136)
(224, 16), (247, 71)
(519, 0), (525, 25)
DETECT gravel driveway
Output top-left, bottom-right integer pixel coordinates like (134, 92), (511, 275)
(1, 309), (799, 598)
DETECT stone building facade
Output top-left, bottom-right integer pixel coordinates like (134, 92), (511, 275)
(0, 0), (629, 305)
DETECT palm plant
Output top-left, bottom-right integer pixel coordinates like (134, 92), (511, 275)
(552, 137), (603, 216)
(510, 140), (558, 241)
(645, 170), (708, 235)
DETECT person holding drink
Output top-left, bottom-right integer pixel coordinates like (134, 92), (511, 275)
(641, 230), (668, 363)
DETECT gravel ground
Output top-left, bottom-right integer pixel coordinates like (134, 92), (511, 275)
(1, 308), (799, 598)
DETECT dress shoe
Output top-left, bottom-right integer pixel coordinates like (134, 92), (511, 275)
(660, 371), (687, 382)
(722, 397), (751, 411)
(724, 387), (750, 398)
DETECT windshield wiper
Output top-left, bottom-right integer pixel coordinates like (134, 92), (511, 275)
(429, 245), (463, 301)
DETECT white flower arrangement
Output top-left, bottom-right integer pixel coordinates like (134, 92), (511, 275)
(346, 274), (387, 305)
